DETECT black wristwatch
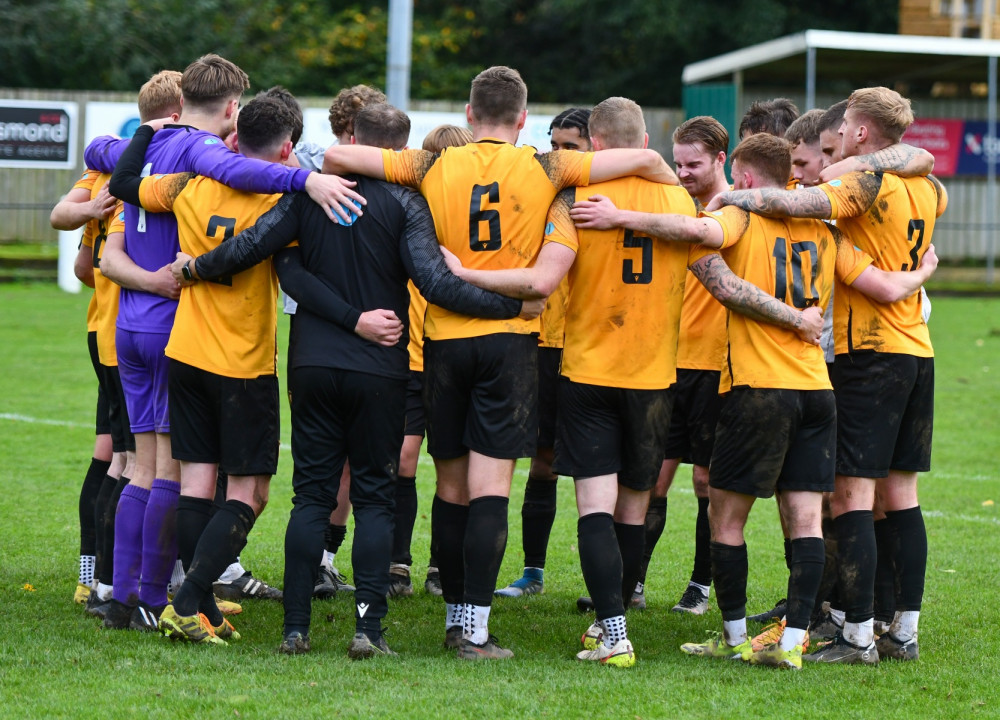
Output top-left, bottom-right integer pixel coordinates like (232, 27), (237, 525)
(181, 260), (194, 281)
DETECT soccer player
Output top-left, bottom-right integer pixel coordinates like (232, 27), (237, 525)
(107, 94), (313, 643)
(709, 87), (947, 664)
(390, 124), (475, 599)
(324, 66), (679, 660)
(51, 176), (128, 606)
(172, 102), (536, 658)
(496, 107), (592, 599)
(89, 54), (364, 632)
(739, 98), (799, 140)
(786, 110), (826, 189)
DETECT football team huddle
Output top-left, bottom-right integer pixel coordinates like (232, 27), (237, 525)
(54, 53), (943, 669)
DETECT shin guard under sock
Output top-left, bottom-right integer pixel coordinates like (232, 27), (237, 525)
(615, 521), (645, 601)
(79, 458), (110, 556)
(786, 537), (826, 631)
(691, 496), (712, 586)
(638, 497), (666, 586)
(578, 513), (623, 621)
(139, 478), (180, 607)
(885, 506), (927, 612)
(430, 495), (469, 605)
(711, 541), (749, 622)
(112, 484), (149, 606)
(463, 496), (509, 607)
(834, 510), (876, 624)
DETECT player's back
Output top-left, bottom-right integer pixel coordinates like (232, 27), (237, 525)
(714, 209), (835, 391)
(559, 177), (695, 390)
(829, 172), (943, 356)
(387, 140), (589, 341)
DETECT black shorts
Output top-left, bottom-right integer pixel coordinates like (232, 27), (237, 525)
(662, 368), (723, 466)
(536, 346), (562, 451)
(552, 378), (674, 492)
(404, 370), (425, 438)
(100, 363), (135, 453)
(709, 387), (836, 498)
(423, 334), (539, 460)
(831, 352), (934, 477)
(88, 331), (111, 437)
(168, 360), (280, 476)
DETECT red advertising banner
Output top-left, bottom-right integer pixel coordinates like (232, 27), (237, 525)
(902, 119), (964, 177)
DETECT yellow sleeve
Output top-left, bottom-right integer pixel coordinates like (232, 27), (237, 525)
(107, 203), (126, 235)
(72, 169), (99, 193)
(539, 150), (593, 190)
(137, 172), (196, 213)
(817, 172), (880, 220)
(382, 148), (435, 189)
(688, 206), (749, 264)
(542, 189), (578, 253)
(835, 241), (875, 286)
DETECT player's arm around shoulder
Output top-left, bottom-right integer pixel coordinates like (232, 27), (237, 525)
(571, 190), (721, 246)
(819, 143), (933, 183)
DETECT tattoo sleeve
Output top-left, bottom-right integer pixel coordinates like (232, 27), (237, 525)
(690, 254), (803, 331)
(719, 188), (833, 219)
(852, 144), (932, 177)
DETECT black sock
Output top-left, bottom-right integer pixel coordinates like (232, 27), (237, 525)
(637, 497), (666, 586)
(325, 523), (347, 556)
(463, 496), (508, 607)
(521, 473), (557, 569)
(176, 496), (215, 573)
(175, 500), (255, 618)
(885, 506), (927, 612)
(814, 514), (839, 618)
(391, 475), (418, 566)
(873, 517), (896, 622)
(615, 521), (645, 601)
(100, 475), (130, 586)
(691, 496), (712, 586)
(783, 537), (793, 571)
(93, 473), (117, 584)
(786, 537), (825, 631)
(834, 510), (876, 624)
(711, 541), (748, 622)
(79, 458), (110, 556)
(578, 513), (623, 620)
(430, 495), (469, 605)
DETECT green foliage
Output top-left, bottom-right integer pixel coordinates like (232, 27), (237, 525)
(0, 0), (896, 103)
(0, 285), (998, 718)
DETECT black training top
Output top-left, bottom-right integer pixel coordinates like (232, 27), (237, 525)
(194, 175), (523, 379)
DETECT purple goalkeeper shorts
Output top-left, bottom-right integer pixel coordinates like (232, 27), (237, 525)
(116, 327), (171, 434)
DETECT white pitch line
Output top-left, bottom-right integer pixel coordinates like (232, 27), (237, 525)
(0, 412), (89, 428)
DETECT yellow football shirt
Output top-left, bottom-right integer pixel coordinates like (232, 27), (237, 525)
(547, 178), (695, 389)
(137, 172), (284, 378)
(382, 140), (592, 341)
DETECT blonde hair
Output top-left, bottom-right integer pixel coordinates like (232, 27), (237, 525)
(422, 124), (473, 153)
(137, 70), (182, 123)
(847, 87), (914, 143)
(589, 96), (645, 149)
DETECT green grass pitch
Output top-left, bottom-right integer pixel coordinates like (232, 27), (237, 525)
(0, 285), (997, 718)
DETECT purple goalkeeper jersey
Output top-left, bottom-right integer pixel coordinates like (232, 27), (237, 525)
(85, 126), (312, 333)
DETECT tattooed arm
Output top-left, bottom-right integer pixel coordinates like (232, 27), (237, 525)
(706, 186), (833, 219)
(820, 144), (933, 183)
(689, 253), (822, 344)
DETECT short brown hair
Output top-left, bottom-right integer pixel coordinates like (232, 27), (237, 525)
(818, 100), (848, 134)
(137, 70), (182, 123)
(422, 124), (473, 153)
(739, 97), (799, 139)
(784, 108), (825, 148)
(588, 97), (646, 149)
(672, 115), (729, 156)
(731, 133), (791, 187)
(180, 54), (249, 111)
(469, 66), (527, 126)
(847, 87), (914, 143)
(328, 84), (386, 140)
(353, 104), (411, 150)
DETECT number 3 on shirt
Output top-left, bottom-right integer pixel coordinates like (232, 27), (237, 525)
(772, 238), (819, 308)
(469, 183), (501, 251)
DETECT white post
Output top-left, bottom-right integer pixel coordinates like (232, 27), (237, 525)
(386, 0), (413, 112)
(58, 228), (82, 293)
